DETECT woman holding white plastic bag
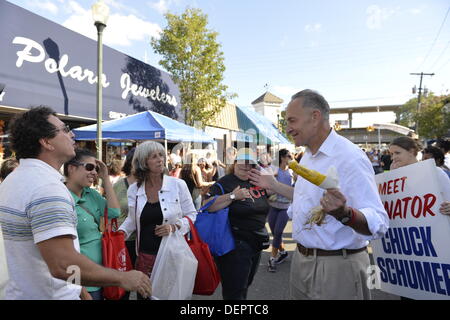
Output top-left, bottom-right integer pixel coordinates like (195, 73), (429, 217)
(118, 141), (197, 300)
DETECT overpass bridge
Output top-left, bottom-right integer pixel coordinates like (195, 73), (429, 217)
(330, 104), (415, 145)
(330, 104), (402, 129)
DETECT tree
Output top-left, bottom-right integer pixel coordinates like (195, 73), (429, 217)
(415, 94), (450, 139)
(151, 8), (235, 127)
(396, 98), (417, 128)
(279, 110), (294, 144)
(397, 92), (450, 139)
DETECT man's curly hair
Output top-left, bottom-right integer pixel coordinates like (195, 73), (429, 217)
(8, 106), (58, 160)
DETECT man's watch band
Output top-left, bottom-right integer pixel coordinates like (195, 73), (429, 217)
(229, 193), (236, 201)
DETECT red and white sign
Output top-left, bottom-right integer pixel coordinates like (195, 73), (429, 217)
(371, 159), (450, 300)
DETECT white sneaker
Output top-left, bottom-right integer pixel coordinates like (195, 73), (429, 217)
(268, 257), (277, 273)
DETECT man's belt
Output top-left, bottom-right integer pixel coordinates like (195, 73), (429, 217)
(297, 243), (367, 257)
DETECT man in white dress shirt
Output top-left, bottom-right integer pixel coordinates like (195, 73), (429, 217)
(249, 89), (389, 300)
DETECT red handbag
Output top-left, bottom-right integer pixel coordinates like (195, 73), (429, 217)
(185, 216), (221, 295)
(101, 206), (132, 300)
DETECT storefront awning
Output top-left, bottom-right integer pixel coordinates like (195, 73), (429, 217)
(236, 106), (292, 145)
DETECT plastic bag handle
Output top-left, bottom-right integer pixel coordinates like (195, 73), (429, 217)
(103, 206), (118, 233)
(184, 216), (200, 243)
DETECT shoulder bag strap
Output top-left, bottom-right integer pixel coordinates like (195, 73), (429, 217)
(198, 181), (226, 212)
(215, 182), (225, 195)
(199, 195), (218, 212)
(78, 203), (101, 232)
(135, 195), (140, 253)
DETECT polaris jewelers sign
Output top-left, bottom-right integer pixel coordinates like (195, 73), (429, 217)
(13, 37), (178, 107)
(0, 1), (183, 122)
(371, 159), (450, 300)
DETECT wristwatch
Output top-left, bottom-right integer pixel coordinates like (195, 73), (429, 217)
(229, 193), (236, 201)
(338, 207), (353, 225)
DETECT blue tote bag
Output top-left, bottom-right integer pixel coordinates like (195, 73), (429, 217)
(194, 183), (235, 256)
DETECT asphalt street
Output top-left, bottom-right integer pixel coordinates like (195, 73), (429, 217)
(192, 220), (400, 300)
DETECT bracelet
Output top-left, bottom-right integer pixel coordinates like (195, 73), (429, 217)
(348, 207), (357, 225)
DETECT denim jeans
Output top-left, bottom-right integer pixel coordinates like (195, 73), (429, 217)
(214, 238), (262, 300)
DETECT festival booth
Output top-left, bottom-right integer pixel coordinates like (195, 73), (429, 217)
(72, 110), (215, 158)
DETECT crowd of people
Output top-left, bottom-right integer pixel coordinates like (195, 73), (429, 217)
(362, 139), (450, 178)
(0, 89), (449, 300)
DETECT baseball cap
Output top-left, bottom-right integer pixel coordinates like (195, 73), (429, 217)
(235, 148), (257, 164)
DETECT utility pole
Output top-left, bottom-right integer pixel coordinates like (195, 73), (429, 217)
(410, 72), (434, 135)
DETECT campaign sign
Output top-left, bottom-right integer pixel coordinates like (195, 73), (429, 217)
(371, 159), (450, 299)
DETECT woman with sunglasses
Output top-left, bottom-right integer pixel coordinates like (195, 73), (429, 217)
(204, 148), (270, 300)
(64, 148), (120, 300)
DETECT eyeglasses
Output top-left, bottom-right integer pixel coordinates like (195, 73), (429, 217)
(53, 124), (71, 134)
(71, 161), (99, 172)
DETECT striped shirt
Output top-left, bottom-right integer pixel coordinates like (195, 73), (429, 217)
(0, 159), (81, 300)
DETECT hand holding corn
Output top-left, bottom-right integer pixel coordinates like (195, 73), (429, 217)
(288, 160), (339, 227)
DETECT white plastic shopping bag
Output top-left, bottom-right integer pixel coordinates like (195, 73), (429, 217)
(0, 226), (9, 300)
(150, 230), (198, 300)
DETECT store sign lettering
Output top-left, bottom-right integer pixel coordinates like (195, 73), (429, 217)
(120, 73), (177, 107)
(12, 36), (177, 107)
(13, 37), (110, 88)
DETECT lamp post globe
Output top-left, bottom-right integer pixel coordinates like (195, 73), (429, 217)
(92, 0), (109, 161)
(92, 0), (110, 26)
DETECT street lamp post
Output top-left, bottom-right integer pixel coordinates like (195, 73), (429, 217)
(92, 0), (110, 161)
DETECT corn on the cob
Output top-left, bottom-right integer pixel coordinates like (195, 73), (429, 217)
(288, 160), (339, 228)
(288, 160), (326, 186)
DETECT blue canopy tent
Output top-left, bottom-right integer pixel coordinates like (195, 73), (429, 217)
(72, 111), (215, 162)
(72, 111), (215, 144)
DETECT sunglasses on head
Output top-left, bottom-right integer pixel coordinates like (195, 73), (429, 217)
(72, 161), (99, 172)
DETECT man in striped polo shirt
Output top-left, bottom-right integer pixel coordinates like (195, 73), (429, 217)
(0, 107), (151, 300)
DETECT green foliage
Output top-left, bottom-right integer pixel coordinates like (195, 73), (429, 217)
(396, 98), (417, 128)
(397, 93), (450, 139)
(279, 110), (294, 143)
(416, 94), (450, 139)
(151, 8), (235, 127)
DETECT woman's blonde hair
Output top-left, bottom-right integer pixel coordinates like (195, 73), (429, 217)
(132, 141), (167, 186)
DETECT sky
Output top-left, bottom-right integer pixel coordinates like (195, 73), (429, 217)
(6, 0), (450, 127)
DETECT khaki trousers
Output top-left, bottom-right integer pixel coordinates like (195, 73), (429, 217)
(290, 247), (371, 300)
